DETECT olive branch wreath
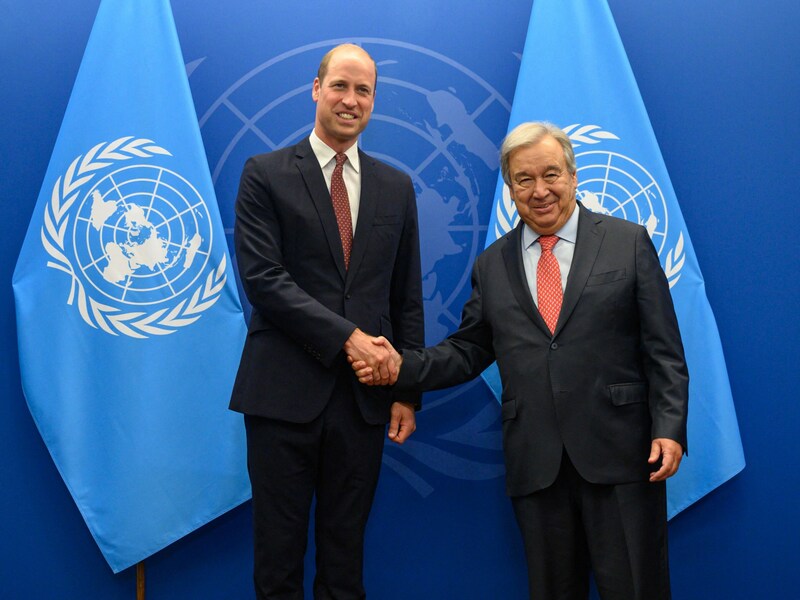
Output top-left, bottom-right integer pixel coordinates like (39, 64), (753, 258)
(40, 136), (227, 338)
(494, 124), (685, 288)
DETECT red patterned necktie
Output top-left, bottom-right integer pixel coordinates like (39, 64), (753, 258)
(537, 235), (562, 334)
(331, 153), (353, 268)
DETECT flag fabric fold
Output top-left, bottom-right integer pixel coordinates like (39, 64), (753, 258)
(13, 0), (249, 572)
(482, 0), (744, 517)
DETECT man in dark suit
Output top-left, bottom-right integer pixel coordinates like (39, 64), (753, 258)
(230, 43), (424, 600)
(353, 122), (688, 599)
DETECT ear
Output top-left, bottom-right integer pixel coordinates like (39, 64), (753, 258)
(312, 78), (320, 102)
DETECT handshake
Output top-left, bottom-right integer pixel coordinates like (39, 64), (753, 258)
(343, 328), (402, 386)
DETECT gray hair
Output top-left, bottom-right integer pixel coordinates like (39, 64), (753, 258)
(500, 122), (576, 185)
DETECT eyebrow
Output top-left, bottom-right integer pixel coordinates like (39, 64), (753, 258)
(514, 164), (562, 177)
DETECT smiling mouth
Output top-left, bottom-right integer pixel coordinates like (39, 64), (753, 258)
(531, 200), (556, 210)
(337, 113), (357, 121)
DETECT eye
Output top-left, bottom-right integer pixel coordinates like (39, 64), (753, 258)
(515, 177), (532, 188)
(543, 172), (560, 184)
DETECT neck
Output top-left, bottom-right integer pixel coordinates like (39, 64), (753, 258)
(314, 129), (357, 154)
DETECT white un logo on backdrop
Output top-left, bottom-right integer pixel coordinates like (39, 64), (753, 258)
(198, 38), (510, 495)
(495, 124), (685, 287)
(41, 137), (227, 338)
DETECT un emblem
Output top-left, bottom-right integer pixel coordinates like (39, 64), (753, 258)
(198, 38), (509, 495)
(199, 37), (508, 345)
(41, 137), (227, 338)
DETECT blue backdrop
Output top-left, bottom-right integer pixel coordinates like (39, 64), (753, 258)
(2, 1), (798, 598)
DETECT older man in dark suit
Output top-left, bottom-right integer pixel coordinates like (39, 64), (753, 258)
(353, 122), (688, 599)
(230, 44), (424, 600)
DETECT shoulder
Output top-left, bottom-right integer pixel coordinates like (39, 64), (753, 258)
(477, 226), (517, 267)
(247, 141), (304, 168)
(359, 149), (412, 185)
(579, 206), (660, 268)
(581, 204), (645, 238)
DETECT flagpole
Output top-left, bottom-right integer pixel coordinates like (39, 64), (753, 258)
(136, 561), (145, 600)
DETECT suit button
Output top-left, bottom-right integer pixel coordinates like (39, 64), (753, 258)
(345, 294), (351, 300)
(550, 342), (558, 350)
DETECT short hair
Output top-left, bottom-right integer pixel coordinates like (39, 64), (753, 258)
(317, 43), (378, 92)
(500, 122), (576, 185)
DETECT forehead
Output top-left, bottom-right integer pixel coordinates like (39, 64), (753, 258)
(508, 137), (566, 174)
(325, 48), (375, 82)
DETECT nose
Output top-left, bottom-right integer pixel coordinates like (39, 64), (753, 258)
(341, 88), (357, 107)
(531, 177), (549, 199)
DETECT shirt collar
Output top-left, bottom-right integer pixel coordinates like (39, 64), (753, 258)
(522, 202), (580, 249)
(309, 129), (361, 173)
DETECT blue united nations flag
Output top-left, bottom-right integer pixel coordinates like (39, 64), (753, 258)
(12, 0), (248, 572)
(483, 0), (745, 517)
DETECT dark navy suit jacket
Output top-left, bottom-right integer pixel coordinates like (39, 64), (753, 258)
(230, 137), (424, 424)
(398, 203), (688, 496)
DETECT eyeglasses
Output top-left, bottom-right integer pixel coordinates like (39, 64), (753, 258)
(511, 170), (565, 191)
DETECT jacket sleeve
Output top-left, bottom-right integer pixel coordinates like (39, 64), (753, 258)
(388, 176), (425, 405)
(635, 225), (690, 452)
(398, 258), (495, 392)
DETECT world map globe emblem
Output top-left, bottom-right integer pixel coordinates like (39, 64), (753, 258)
(199, 37), (510, 344)
(576, 149), (669, 255)
(196, 38), (512, 492)
(72, 164), (213, 306)
(41, 137), (227, 338)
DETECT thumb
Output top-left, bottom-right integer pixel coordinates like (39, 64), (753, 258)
(648, 440), (662, 464)
(388, 411), (400, 440)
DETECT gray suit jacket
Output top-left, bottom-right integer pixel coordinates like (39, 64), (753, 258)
(398, 203), (688, 496)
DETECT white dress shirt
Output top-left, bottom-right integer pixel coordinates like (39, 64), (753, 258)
(520, 204), (580, 307)
(309, 129), (361, 235)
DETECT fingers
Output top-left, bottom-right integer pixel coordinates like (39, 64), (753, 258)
(351, 361), (373, 383)
(648, 438), (683, 482)
(388, 402), (416, 444)
(377, 353), (392, 383)
(343, 329), (396, 385)
(378, 337), (402, 385)
(371, 336), (399, 384)
(345, 333), (401, 386)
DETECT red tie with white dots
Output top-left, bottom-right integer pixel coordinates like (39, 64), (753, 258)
(537, 235), (562, 334)
(331, 153), (353, 269)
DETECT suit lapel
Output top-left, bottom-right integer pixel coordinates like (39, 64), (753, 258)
(501, 224), (552, 336)
(556, 204), (604, 334)
(346, 149), (377, 289)
(295, 139), (347, 282)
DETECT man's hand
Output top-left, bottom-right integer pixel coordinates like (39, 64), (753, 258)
(348, 336), (402, 385)
(648, 438), (683, 482)
(388, 402), (416, 444)
(343, 329), (398, 385)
